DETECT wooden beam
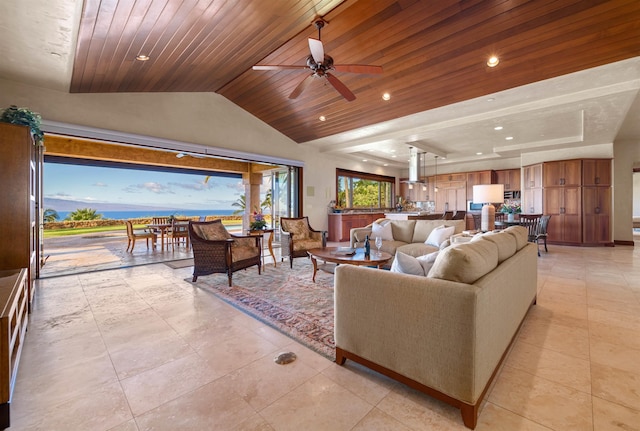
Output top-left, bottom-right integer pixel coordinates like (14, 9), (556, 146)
(44, 134), (258, 174)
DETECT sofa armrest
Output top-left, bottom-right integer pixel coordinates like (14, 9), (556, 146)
(349, 226), (372, 248)
(334, 265), (478, 402)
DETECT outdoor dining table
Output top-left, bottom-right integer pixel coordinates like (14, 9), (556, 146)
(147, 221), (190, 251)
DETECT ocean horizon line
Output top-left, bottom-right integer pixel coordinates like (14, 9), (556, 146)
(55, 209), (240, 220)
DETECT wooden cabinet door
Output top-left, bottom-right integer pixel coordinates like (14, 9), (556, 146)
(466, 170), (494, 197)
(544, 187), (581, 243)
(496, 169), (520, 191)
(544, 160), (581, 187)
(522, 188), (543, 214)
(509, 168), (521, 191)
(583, 187), (611, 244)
(523, 164), (542, 189)
(582, 159), (611, 186)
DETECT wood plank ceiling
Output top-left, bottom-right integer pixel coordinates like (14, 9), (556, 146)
(71, 0), (640, 144)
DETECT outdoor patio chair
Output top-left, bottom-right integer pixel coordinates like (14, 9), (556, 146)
(125, 220), (157, 252)
(188, 220), (261, 285)
(280, 217), (326, 268)
(167, 218), (189, 250)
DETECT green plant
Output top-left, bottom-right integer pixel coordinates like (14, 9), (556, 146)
(250, 209), (267, 230)
(500, 203), (521, 214)
(65, 208), (103, 221)
(0, 105), (44, 145)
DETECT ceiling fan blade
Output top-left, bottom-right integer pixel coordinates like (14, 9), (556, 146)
(308, 38), (324, 64)
(326, 73), (356, 101)
(289, 74), (314, 99)
(333, 64), (383, 74)
(253, 65), (307, 71)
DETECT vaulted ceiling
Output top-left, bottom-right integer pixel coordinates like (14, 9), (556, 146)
(2, 1), (640, 169)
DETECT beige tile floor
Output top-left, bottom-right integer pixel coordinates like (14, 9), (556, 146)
(9, 240), (640, 430)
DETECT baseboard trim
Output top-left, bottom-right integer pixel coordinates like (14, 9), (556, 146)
(614, 240), (635, 246)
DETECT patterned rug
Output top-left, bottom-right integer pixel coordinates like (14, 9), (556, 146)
(189, 259), (336, 360)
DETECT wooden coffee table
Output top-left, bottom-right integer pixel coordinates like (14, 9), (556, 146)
(307, 247), (393, 282)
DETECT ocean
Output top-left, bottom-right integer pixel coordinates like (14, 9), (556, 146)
(55, 209), (238, 221)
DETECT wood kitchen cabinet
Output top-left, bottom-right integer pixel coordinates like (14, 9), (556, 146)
(434, 181), (466, 213)
(0, 123), (39, 307)
(544, 186), (582, 244)
(522, 164), (543, 214)
(543, 159), (582, 187)
(327, 213), (384, 242)
(583, 186), (612, 245)
(495, 169), (521, 191)
(582, 159), (611, 186)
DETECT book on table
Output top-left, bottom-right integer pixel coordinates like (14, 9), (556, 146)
(332, 247), (356, 256)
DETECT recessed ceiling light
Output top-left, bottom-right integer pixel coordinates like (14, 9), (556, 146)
(476, 152), (483, 155)
(487, 97), (495, 102)
(391, 155), (397, 158)
(383, 163), (389, 166)
(494, 126), (503, 130)
(362, 159), (368, 162)
(136, 54), (150, 61)
(505, 136), (514, 140)
(487, 56), (499, 67)
(382, 93), (391, 101)
(319, 115), (326, 121)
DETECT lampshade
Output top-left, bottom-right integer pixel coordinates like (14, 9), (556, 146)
(473, 184), (504, 232)
(473, 184), (504, 204)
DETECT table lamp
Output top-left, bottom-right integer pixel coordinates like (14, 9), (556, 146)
(473, 184), (504, 231)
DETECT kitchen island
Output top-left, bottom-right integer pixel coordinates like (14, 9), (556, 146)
(384, 212), (443, 221)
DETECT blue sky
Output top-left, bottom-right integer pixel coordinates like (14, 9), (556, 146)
(44, 163), (246, 210)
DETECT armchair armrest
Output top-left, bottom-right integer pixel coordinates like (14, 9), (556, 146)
(350, 226), (372, 248)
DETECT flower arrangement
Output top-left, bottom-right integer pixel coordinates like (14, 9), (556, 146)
(500, 203), (522, 214)
(250, 209), (267, 230)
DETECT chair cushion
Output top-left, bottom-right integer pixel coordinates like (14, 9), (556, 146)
(231, 244), (259, 262)
(292, 238), (322, 252)
(428, 239), (499, 283)
(193, 222), (230, 240)
(372, 220), (394, 241)
(284, 219), (310, 240)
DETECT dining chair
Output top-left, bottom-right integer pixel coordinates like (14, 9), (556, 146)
(442, 211), (454, 220)
(519, 214), (543, 256)
(125, 220), (157, 252)
(167, 219), (189, 250)
(451, 210), (466, 220)
(533, 215), (551, 255)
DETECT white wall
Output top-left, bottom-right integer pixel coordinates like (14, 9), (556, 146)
(0, 78), (404, 231)
(613, 139), (640, 242)
(634, 172), (640, 217)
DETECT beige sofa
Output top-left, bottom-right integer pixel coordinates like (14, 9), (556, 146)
(350, 218), (466, 259)
(335, 226), (537, 429)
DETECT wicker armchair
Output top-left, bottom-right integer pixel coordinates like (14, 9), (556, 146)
(188, 220), (261, 285)
(280, 217), (327, 268)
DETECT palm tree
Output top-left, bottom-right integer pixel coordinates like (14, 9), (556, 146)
(43, 208), (59, 223)
(65, 208), (103, 221)
(231, 195), (246, 215)
(261, 189), (272, 213)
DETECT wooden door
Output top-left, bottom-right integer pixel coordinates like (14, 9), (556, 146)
(544, 187), (581, 244)
(523, 164), (543, 189)
(522, 188), (543, 214)
(544, 160), (581, 187)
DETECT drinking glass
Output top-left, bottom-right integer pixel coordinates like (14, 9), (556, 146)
(375, 236), (383, 256)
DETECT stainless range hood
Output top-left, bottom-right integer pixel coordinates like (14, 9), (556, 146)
(408, 146), (422, 182)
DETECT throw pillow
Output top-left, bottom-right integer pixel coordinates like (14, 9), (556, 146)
(194, 222), (230, 241)
(372, 220), (394, 241)
(425, 225), (455, 247)
(390, 251), (438, 276)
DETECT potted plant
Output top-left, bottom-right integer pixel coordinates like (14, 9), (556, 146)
(250, 209), (267, 231)
(0, 105), (44, 145)
(500, 203), (522, 222)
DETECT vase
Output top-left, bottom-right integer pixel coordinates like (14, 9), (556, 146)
(507, 213), (515, 222)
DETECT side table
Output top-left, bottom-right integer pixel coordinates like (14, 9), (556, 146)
(247, 229), (276, 267)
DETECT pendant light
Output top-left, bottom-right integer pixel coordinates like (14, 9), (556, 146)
(422, 152), (427, 191)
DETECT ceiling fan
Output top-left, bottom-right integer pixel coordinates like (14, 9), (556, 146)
(252, 18), (383, 101)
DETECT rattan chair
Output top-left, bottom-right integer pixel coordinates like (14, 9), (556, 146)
(188, 220), (261, 285)
(280, 217), (327, 268)
(125, 220), (157, 252)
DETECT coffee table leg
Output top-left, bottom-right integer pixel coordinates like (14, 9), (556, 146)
(311, 256), (318, 282)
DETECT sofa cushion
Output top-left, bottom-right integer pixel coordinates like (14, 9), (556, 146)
(390, 220), (416, 244)
(428, 239), (499, 283)
(395, 242), (440, 257)
(390, 251), (439, 276)
(477, 231), (517, 263)
(372, 220), (394, 241)
(504, 226), (529, 250)
(425, 225), (455, 247)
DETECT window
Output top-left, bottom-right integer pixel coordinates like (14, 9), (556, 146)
(336, 169), (395, 209)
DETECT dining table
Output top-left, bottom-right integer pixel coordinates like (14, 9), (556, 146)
(147, 221), (190, 251)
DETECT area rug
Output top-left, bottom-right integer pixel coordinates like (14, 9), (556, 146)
(189, 260), (335, 360)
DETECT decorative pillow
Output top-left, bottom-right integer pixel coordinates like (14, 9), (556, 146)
(194, 222), (230, 241)
(372, 220), (394, 241)
(425, 225), (455, 247)
(428, 240), (499, 283)
(390, 251), (438, 276)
